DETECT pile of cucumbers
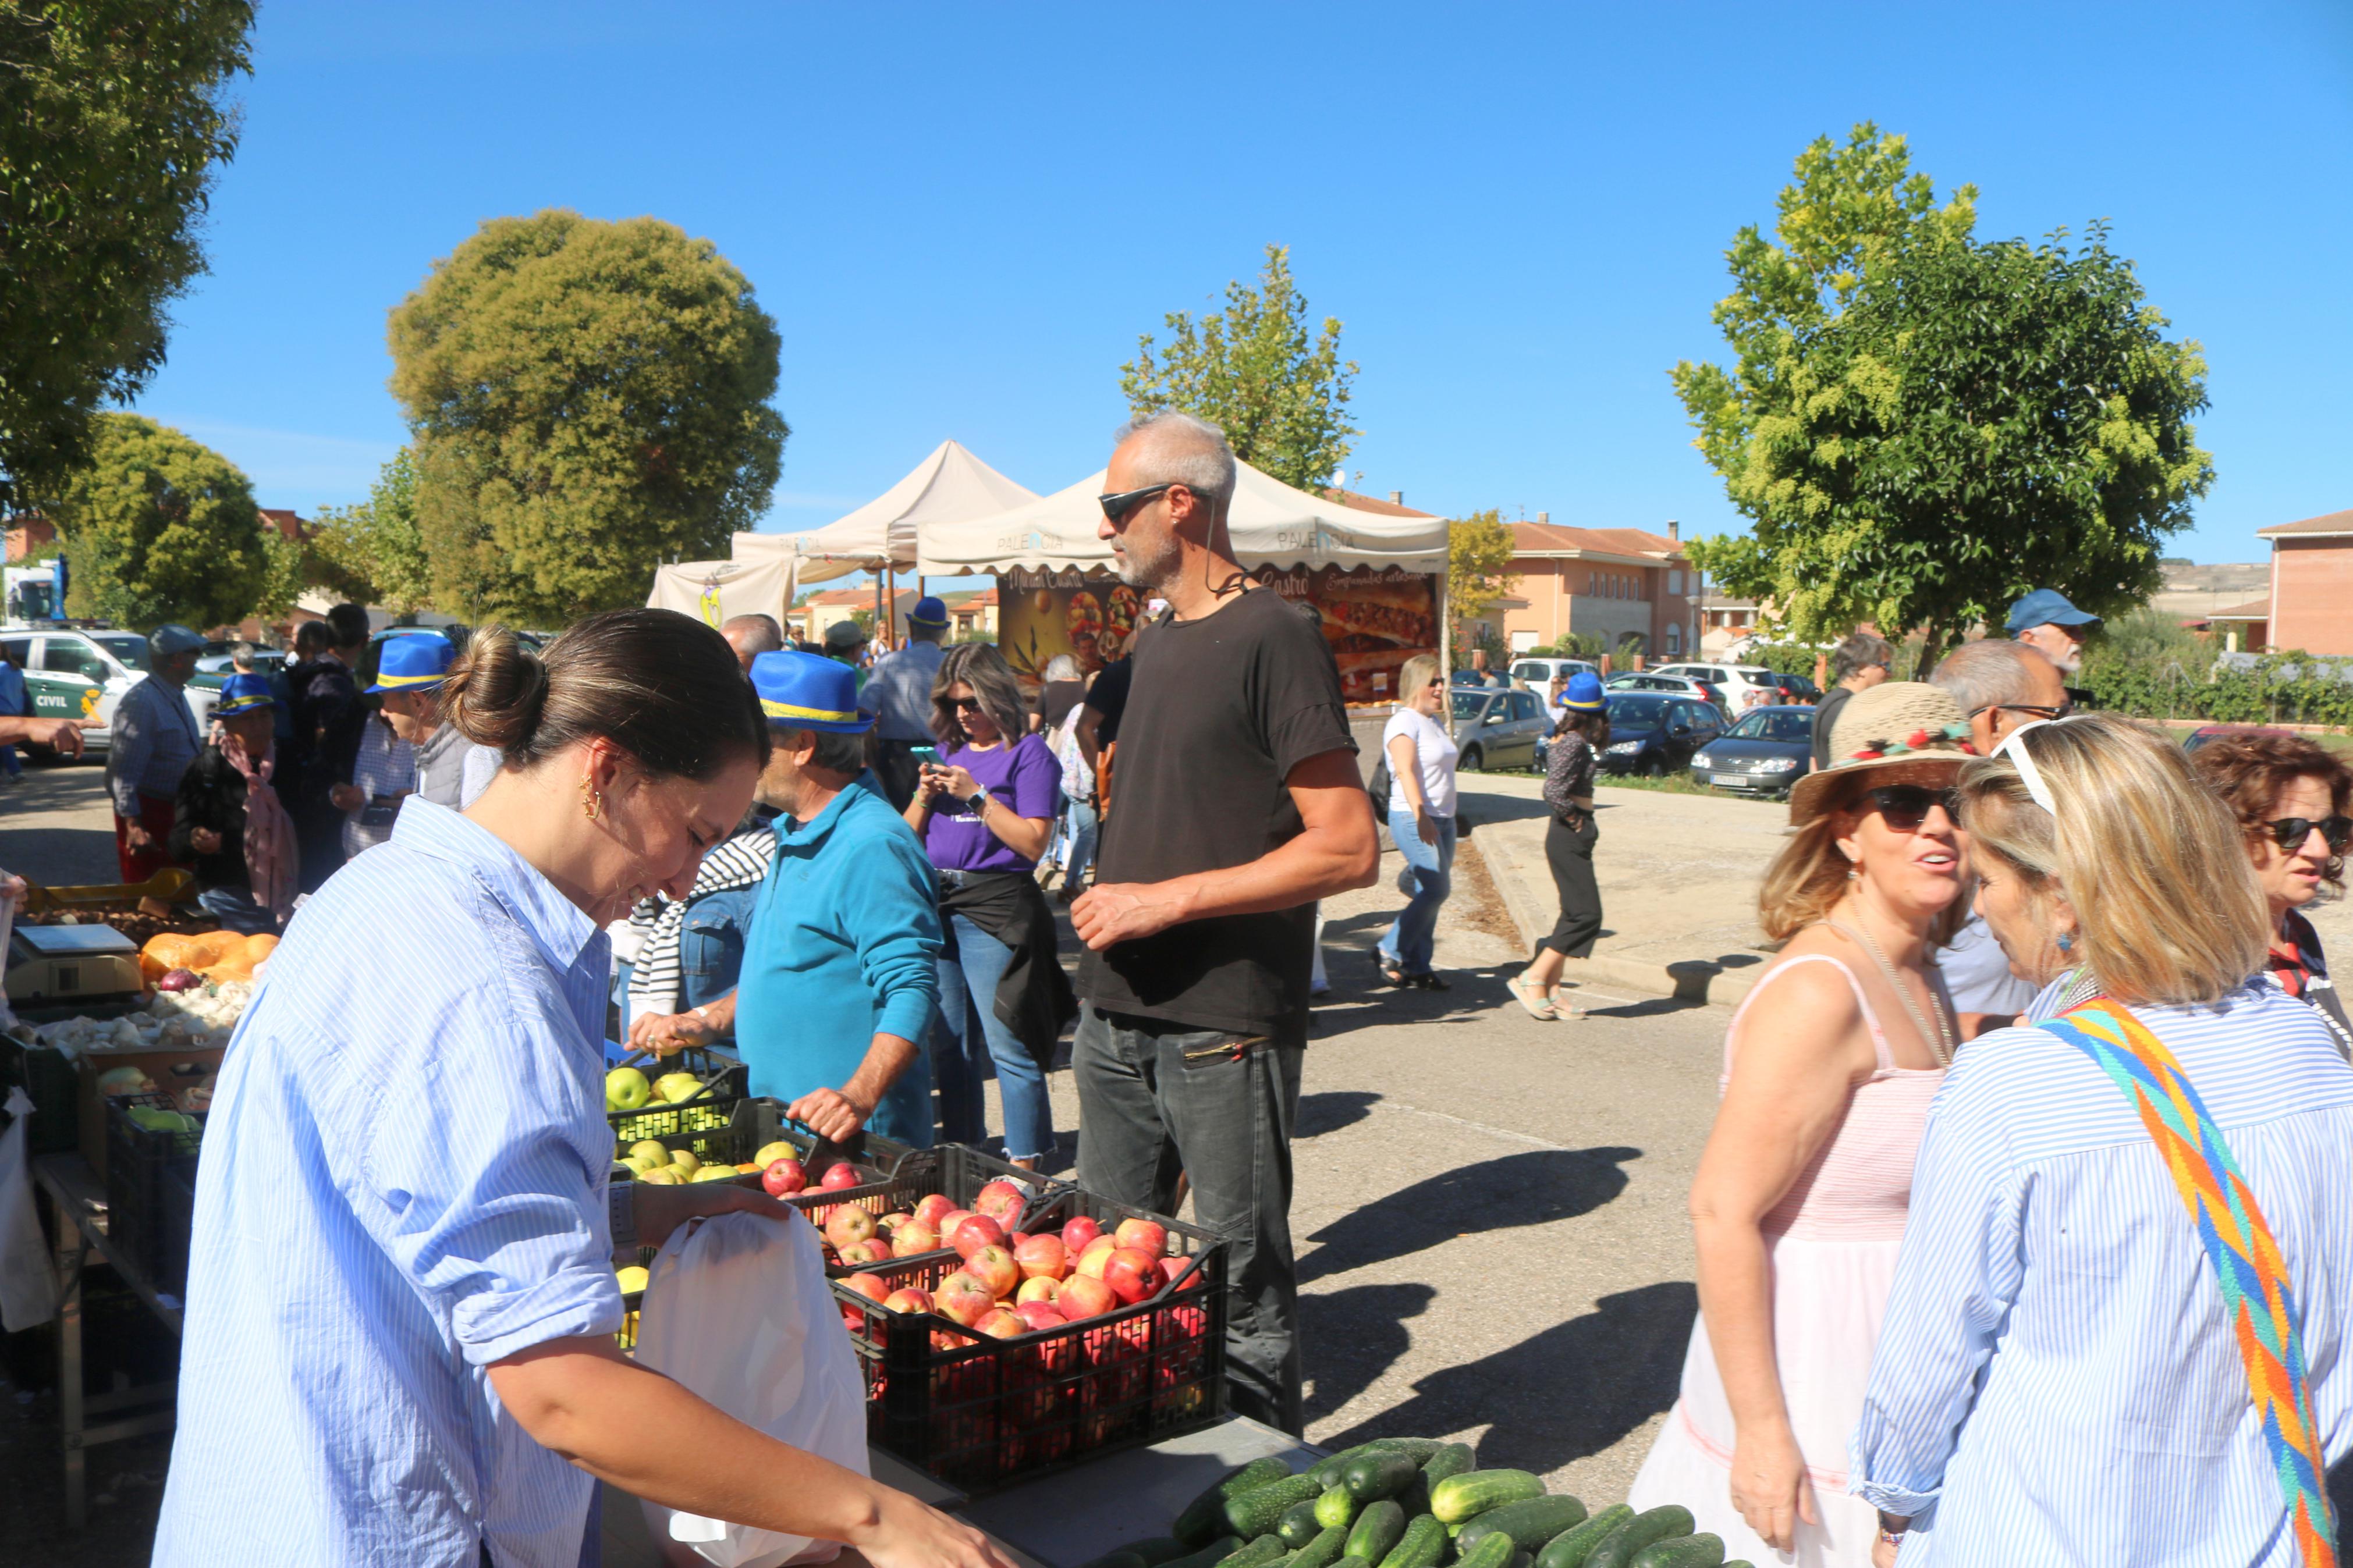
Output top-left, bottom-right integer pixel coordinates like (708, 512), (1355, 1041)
(1077, 1439), (1745, 1568)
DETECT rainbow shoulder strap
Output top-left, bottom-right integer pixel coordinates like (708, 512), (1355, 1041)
(2036, 997), (2337, 1565)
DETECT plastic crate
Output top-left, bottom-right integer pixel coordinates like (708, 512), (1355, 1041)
(612, 1096), (815, 1182)
(104, 1091), (203, 1294)
(794, 1140), (1066, 1272)
(0, 1033), (79, 1155)
(606, 1044), (749, 1147)
(829, 1187), (1226, 1495)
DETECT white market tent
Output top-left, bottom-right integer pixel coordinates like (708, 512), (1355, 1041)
(645, 554), (796, 627)
(914, 458), (1449, 576)
(733, 439), (1037, 585)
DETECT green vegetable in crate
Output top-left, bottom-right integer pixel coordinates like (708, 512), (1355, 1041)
(1374, 1514), (1447, 1568)
(1534, 1506), (1633, 1568)
(127, 1105), (200, 1134)
(1343, 1501), (1406, 1566)
(606, 1065), (651, 1111)
(1225, 1475), (1328, 1539)
(1340, 1452), (1424, 1506)
(1160, 1538), (1247, 1568)
(1277, 1502), (1326, 1549)
(1626, 1537), (1722, 1568)
(1287, 1526), (1349, 1568)
(1406, 1442), (1473, 1513)
(1215, 1536), (1288, 1568)
(1581, 1507), (1694, 1568)
(1312, 1485), (1361, 1531)
(1429, 1470), (1545, 1526)
(1455, 1497), (1589, 1555)
(1174, 1459), (1292, 1546)
(1453, 1529), (1517, 1568)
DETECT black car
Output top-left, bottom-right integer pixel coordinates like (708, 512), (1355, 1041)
(1690, 705), (1815, 797)
(1769, 670), (1821, 704)
(1595, 692), (1722, 776)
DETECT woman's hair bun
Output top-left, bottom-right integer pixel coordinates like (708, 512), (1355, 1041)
(441, 625), (549, 755)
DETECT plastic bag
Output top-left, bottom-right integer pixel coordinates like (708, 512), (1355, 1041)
(0, 1087), (56, 1331)
(632, 1209), (868, 1568)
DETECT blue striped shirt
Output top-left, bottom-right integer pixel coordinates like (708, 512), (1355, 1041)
(154, 799), (619, 1568)
(1851, 982), (2353, 1565)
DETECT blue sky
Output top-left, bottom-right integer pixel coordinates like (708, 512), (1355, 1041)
(136, 0), (2351, 573)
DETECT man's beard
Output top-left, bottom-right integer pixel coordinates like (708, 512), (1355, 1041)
(1113, 532), (1181, 592)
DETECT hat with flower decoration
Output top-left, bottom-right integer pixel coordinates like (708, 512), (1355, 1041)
(1787, 681), (1976, 824)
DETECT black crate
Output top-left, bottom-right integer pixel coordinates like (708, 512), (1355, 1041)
(606, 1045), (750, 1147)
(611, 1096), (814, 1182)
(829, 1186), (1226, 1495)
(0, 1034), (78, 1155)
(104, 1091), (203, 1295)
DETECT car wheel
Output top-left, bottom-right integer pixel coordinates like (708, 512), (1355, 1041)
(1642, 756), (1666, 778)
(1461, 745), (1484, 773)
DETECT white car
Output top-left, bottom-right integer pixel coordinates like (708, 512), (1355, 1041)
(1508, 656), (1600, 694)
(6, 628), (213, 752)
(1649, 662), (1781, 713)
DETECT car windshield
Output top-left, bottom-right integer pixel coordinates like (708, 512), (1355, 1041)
(1449, 691), (1492, 721)
(91, 632), (148, 671)
(1730, 710), (1812, 744)
(1607, 695), (1669, 732)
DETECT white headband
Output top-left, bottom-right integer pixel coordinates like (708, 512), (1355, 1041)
(1992, 717), (2077, 839)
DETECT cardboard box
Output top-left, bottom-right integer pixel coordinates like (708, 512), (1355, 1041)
(76, 1043), (223, 1183)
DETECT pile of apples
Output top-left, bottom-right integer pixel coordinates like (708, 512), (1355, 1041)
(605, 1065), (711, 1115)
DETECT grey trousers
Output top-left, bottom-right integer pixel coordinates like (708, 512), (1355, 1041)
(1073, 1004), (1305, 1434)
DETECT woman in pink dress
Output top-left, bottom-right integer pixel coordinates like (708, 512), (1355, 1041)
(1630, 683), (1974, 1566)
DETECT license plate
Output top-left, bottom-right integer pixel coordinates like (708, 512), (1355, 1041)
(1706, 772), (1744, 787)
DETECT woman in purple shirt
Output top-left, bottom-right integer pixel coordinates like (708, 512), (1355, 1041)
(904, 643), (1073, 1167)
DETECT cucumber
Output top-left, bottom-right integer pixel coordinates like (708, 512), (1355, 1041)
(1176, 1460), (1294, 1545)
(1534, 1506), (1633, 1568)
(1309, 1439), (1446, 1489)
(1227, 1476), (1330, 1541)
(1341, 1453), (1425, 1506)
(1456, 1496), (1589, 1555)
(1415, 1443), (1475, 1507)
(1376, 1515), (1448, 1568)
(1314, 1485), (1362, 1531)
(1627, 1538), (1722, 1568)
(1454, 1532), (1517, 1568)
(1345, 1501), (1407, 1566)
(1429, 1471), (1546, 1526)
(1163, 1539), (1246, 1568)
(1584, 1508), (1695, 1568)
(1289, 1526), (1351, 1568)
(1278, 1502), (1328, 1549)
(1216, 1537), (1288, 1568)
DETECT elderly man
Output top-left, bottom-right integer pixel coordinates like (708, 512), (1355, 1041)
(1809, 631), (1893, 772)
(1927, 636), (2072, 1030)
(2005, 588), (2099, 675)
(1072, 410), (1379, 1434)
(822, 619), (870, 677)
(720, 613), (784, 674)
(631, 650), (939, 1146)
(864, 595), (950, 810)
(107, 623), (207, 880)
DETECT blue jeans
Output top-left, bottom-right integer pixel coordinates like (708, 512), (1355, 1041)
(677, 884), (759, 1011)
(197, 885), (277, 936)
(932, 912), (1056, 1161)
(1063, 795), (1099, 882)
(1379, 810), (1456, 975)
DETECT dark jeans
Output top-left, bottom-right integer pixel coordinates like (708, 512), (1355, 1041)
(1073, 1004), (1305, 1434)
(1541, 814), (1602, 958)
(293, 800), (346, 894)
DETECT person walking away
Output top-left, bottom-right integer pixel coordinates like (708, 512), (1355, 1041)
(1055, 666), (1102, 901)
(2189, 731), (2353, 1056)
(0, 637), (27, 783)
(720, 612), (783, 674)
(1070, 411), (1379, 1433)
(155, 611), (1013, 1568)
(867, 595), (951, 811)
(168, 674), (298, 934)
(2003, 587), (2099, 676)
(1853, 714), (2353, 1566)
(1377, 653), (1459, 990)
(106, 623), (207, 881)
(1513, 672), (1612, 1018)
(629, 651), (941, 1147)
(1810, 633), (1893, 773)
(1926, 638), (2070, 1033)
(1630, 682), (1973, 1566)
(278, 620), (332, 799)
(290, 603), (372, 891)
(905, 642), (1073, 1168)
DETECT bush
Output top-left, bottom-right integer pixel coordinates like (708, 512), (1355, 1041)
(1743, 642), (1826, 677)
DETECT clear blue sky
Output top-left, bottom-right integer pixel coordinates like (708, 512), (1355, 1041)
(135, 0), (2351, 570)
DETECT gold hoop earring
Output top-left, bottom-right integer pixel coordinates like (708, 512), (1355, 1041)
(581, 777), (602, 821)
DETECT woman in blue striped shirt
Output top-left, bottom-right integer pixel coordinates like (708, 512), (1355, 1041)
(1853, 714), (2353, 1566)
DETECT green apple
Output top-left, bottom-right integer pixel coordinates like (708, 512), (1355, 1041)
(627, 1139), (669, 1168)
(637, 1167), (683, 1185)
(605, 1066), (651, 1112)
(690, 1165), (737, 1183)
(619, 1154), (657, 1176)
(669, 1150), (701, 1176)
(750, 1140), (801, 1168)
(652, 1072), (703, 1104)
(615, 1265), (650, 1294)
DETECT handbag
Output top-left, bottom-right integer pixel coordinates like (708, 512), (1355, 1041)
(2036, 998), (2337, 1565)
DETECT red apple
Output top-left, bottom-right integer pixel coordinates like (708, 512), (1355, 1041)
(1114, 1218), (1168, 1257)
(1013, 1233), (1068, 1281)
(1076, 1236), (1120, 1278)
(1062, 1215), (1103, 1253)
(951, 1213), (1005, 1260)
(975, 1307), (1025, 1339)
(974, 1179), (1026, 1224)
(1103, 1247), (1157, 1306)
(1016, 1275), (1063, 1308)
(893, 1220), (941, 1255)
(836, 1238), (893, 1267)
(966, 1242), (1020, 1300)
(914, 1192), (957, 1228)
(875, 1210), (914, 1236)
(820, 1161), (864, 1192)
(824, 1206), (876, 1251)
(935, 1272), (996, 1327)
(842, 1307), (867, 1335)
(1156, 1255), (1191, 1291)
(761, 1158), (808, 1197)
(1014, 1300), (1068, 1333)
(935, 1208), (977, 1245)
(882, 1287), (935, 1315)
(841, 1272), (891, 1306)
(1058, 1273), (1116, 1320)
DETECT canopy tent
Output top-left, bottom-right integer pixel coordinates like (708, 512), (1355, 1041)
(733, 439), (1037, 585)
(645, 554), (796, 630)
(914, 458), (1450, 577)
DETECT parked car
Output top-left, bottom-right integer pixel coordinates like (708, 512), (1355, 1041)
(190, 643), (288, 696)
(1690, 706), (1816, 797)
(1605, 671), (1724, 711)
(1651, 662), (1781, 713)
(1450, 686), (1549, 771)
(2181, 723), (2297, 753)
(1769, 670), (1822, 704)
(1596, 692), (1723, 777)
(0, 627), (214, 753)
(1509, 656), (1600, 696)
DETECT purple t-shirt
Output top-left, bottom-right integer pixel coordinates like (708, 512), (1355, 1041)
(923, 734), (1061, 873)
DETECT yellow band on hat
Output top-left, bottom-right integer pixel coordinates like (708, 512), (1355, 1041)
(375, 670), (446, 687)
(761, 698), (861, 723)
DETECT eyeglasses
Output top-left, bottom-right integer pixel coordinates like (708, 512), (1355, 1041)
(2262, 815), (2353, 854)
(1864, 784), (1961, 833)
(951, 696), (984, 712)
(1098, 482), (1183, 524)
(1969, 701), (2076, 723)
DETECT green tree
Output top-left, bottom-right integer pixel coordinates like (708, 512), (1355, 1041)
(253, 527), (311, 618)
(0, 1), (254, 507)
(1447, 509), (1518, 658)
(387, 209), (788, 623)
(51, 413), (267, 628)
(1119, 244), (1357, 491)
(308, 446), (434, 613)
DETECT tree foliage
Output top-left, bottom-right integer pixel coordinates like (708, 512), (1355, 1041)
(1447, 509), (1518, 656)
(0, 1), (254, 508)
(1119, 244), (1357, 492)
(307, 446), (434, 613)
(52, 413), (267, 629)
(388, 209), (788, 623)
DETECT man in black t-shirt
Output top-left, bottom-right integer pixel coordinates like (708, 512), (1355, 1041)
(1070, 411), (1379, 1434)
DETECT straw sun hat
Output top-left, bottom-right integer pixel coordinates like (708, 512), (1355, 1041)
(1787, 680), (1977, 824)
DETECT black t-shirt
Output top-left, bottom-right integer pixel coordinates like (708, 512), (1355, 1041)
(1077, 587), (1356, 1038)
(1812, 683), (1855, 771)
(1085, 658), (1134, 744)
(1038, 680), (1085, 731)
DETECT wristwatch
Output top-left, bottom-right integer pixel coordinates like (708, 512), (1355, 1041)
(964, 785), (991, 816)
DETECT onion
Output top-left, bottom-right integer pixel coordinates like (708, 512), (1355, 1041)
(156, 968), (202, 992)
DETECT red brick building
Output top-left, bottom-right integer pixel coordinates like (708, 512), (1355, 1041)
(2259, 508), (2353, 656)
(1494, 517), (1696, 659)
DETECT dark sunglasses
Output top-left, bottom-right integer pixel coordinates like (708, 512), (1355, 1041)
(1098, 481), (1182, 524)
(950, 695), (984, 712)
(1865, 784), (1962, 833)
(1969, 700), (2076, 723)
(2263, 815), (2353, 854)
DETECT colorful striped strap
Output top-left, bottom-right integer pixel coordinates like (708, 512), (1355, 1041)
(2038, 998), (2337, 1565)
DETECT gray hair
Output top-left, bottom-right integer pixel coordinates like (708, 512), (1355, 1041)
(1930, 638), (2050, 714)
(778, 723), (869, 775)
(721, 613), (784, 656)
(1041, 654), (1081, 682)
(229, 641), (258, 671)
(1113, 410), (1237, 507)
(1832, 632), (1893, 682)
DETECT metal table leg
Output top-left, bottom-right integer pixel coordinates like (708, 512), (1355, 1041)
(52, 1201), (88, 1529)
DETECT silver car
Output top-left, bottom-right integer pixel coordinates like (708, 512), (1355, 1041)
(1449, 687), (1549, 771)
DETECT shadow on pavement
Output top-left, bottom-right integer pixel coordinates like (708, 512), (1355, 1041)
(1318, 1282), (1698, 1470)
(1297, 1090), (1381, 1139)
(1298, 1147), (1640, 1286)
(1302, 1281), (1437, 1425)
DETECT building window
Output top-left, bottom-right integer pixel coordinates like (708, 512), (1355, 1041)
(1668, 569), (1683, 595)
(1665, 622), (1681, 655)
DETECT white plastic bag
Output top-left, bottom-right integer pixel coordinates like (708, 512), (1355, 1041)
(633, 1209), (868, 1568)
(0, 1086), (57, 1331)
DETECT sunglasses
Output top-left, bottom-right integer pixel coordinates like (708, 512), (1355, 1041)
(2262, 815), (2353, 854)
(950, 696), (984, 712)
(1969, 700), (2076, 723)
(1098, 481), (1183, 524)
(1864, 784), (1961, 833)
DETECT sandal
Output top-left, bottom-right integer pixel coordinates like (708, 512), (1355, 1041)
(1405, 973), (1451, 992)
(1510, 973), (1559, 1019)
(1378, 951), (1409, 987)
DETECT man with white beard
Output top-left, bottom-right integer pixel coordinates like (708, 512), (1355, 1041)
(2003, 588), (2100, 674)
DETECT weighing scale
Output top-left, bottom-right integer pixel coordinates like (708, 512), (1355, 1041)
(6, 922), (144, 1007)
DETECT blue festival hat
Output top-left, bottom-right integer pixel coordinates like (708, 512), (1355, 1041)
(907, 595), (949, 628)
(2004, 588), (2099, 634)
(367, 632), (456, 695)
(1560, 671), (1606, 711)
(213, 672), (278, 719)
(750, 650), (876, 733)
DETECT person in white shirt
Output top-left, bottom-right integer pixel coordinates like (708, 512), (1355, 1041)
(1377, 653), (1460, 989)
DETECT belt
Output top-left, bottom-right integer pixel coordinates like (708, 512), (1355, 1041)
(935, 866), (1028, 888)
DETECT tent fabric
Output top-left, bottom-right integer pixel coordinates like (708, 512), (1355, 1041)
(914, 459), (1450, 576)
(646, 555), (796, 630)
(734, 439), (1037, 585)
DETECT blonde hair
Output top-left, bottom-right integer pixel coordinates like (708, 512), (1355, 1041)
(1758, 772), (1969, 944)
(1955, 713), (2267, 1006)
(1397, 654), (1440, 696)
